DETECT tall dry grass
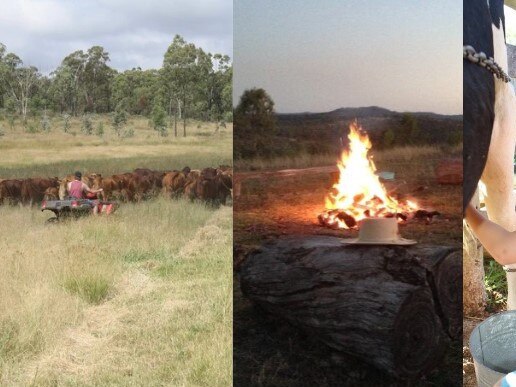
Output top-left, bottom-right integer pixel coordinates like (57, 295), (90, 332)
(234, 144), (462, 172)
(0, 115), (232, 178)
(0, 199), (232, 385)
(0, 116), (233, 385)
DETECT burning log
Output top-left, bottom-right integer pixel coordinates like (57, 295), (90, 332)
(239, 236), (461, 379)
(414, 209), (441, 223)
(321, 122), (418, 229)
(336, 211), (357, 228)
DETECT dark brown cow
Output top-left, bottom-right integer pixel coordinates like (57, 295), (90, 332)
(127, 174), (153, 202)
(21, 177), (59, 205)
(217, 169), (233, 205)
(0, 179), (23, 205)
(183, 168), (232, 206)
(184, 170), (201, 201)
(133, 168), (154, 177)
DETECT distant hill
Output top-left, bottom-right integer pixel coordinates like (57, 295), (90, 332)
(234, 105), (463, 159)
(278, 105), (462, 121)
(273, 106), (463, 155)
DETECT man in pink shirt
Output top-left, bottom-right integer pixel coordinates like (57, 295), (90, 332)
(67, 171), (103, 214)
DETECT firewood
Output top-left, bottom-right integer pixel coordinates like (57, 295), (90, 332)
(239, 236), (460, 379)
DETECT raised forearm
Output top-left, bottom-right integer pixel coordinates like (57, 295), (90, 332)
(465, 203), (516, 265)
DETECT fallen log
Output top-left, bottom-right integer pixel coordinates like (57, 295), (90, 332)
(239, 236), (461, 379)
(417, 248), (462, 339)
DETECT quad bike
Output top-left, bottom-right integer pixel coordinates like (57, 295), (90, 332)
(41, 197), (118, 223)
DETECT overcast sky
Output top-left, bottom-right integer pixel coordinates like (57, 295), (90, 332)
(234, 0), (462, 114)
(0, 0), (233, 74)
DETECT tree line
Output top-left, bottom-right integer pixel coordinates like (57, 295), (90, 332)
(0, 35), (232, 136)
(234, 88), (463, 159)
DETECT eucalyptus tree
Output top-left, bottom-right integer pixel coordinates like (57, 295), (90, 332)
(51, 47), (114, 115)
(163, 35), (198, 137)
(211, 53), (232, 122)
(83, 46), (114, 113)
(0, 43), (6, 108)
(1, 50), (40, 123)
(234, 88), (276, 158)
(111, 68), (160, 115)
(51, 50), (87, 115)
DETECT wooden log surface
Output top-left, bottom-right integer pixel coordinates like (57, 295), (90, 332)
(239, 236), (461, 379)
(417, 248), (462, 339)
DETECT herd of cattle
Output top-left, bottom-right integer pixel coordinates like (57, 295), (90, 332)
(0, 166), (233, 207)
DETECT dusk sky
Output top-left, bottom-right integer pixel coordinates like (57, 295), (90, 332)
(0, 0), (233, 74)
(234, 0), (462, 114)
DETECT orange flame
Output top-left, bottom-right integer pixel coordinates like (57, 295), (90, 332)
(321, 121), (418, 229)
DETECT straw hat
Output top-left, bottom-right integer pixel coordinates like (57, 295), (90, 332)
(341, 217), (417, 246)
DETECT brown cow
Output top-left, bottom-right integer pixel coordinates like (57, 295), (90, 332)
(43, 186), (59, 200)
(182, 168), (231, 206)
(217, 169), (233, 205)
(0, 179), (23, 205)
(127, 174), (153, 202)
(90, 174), (120, 201)
(183, 170), (201, 201)
(21, 177), (59, 205)
(162, 171), (188, 199)
(133, 168), (154, 177)
(111, 172), (134, 202)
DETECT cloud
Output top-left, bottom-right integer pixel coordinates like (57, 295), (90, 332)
(0, 0), (233, 74)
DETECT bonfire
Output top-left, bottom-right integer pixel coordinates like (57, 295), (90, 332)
(318, 121), (418, 229)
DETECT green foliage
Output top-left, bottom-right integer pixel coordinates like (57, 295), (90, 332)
(383, 129), (395, 148)
(81, 114), (93, 135)
(234, 88), (276, 159)
(112, 107), (127, 136)
(40, 112), (51, 133)
(223, 111), (233, 123)
(7, 115), (15, 131)
(25, 122), (37, 133)
(61, 113), (71, 133)
(484, 259), (507, 311)
(151, 102), (168, 136)
(0, 38), (232, 124)
(121, 127), (135, 139)
(95, 121), (104, 137)
(446, 129), (463, 146)
(63, 275), (111, 305)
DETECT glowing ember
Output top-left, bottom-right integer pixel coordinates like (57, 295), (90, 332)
(319, 121), (418, 229)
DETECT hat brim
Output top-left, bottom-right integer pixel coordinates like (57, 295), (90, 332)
(341, 238), (417, 246)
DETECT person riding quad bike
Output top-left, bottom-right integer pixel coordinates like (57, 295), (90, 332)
(68, 171), (103, 214)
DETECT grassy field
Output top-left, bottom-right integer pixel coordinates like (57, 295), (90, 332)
(234, 145), (462, 386)
(235, 144), (462, 172)
(0, 115), (232, 178)
(0, 115), (233, 386)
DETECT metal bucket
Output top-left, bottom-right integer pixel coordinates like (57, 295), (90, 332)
(470, 311), (516, 387)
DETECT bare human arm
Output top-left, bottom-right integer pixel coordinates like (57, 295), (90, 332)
(465, 202), (516, 265)
(82, 183), (103, 194)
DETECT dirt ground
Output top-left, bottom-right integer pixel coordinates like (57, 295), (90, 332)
(233, 161), (462, 386)
(463, 317), (482, 387)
